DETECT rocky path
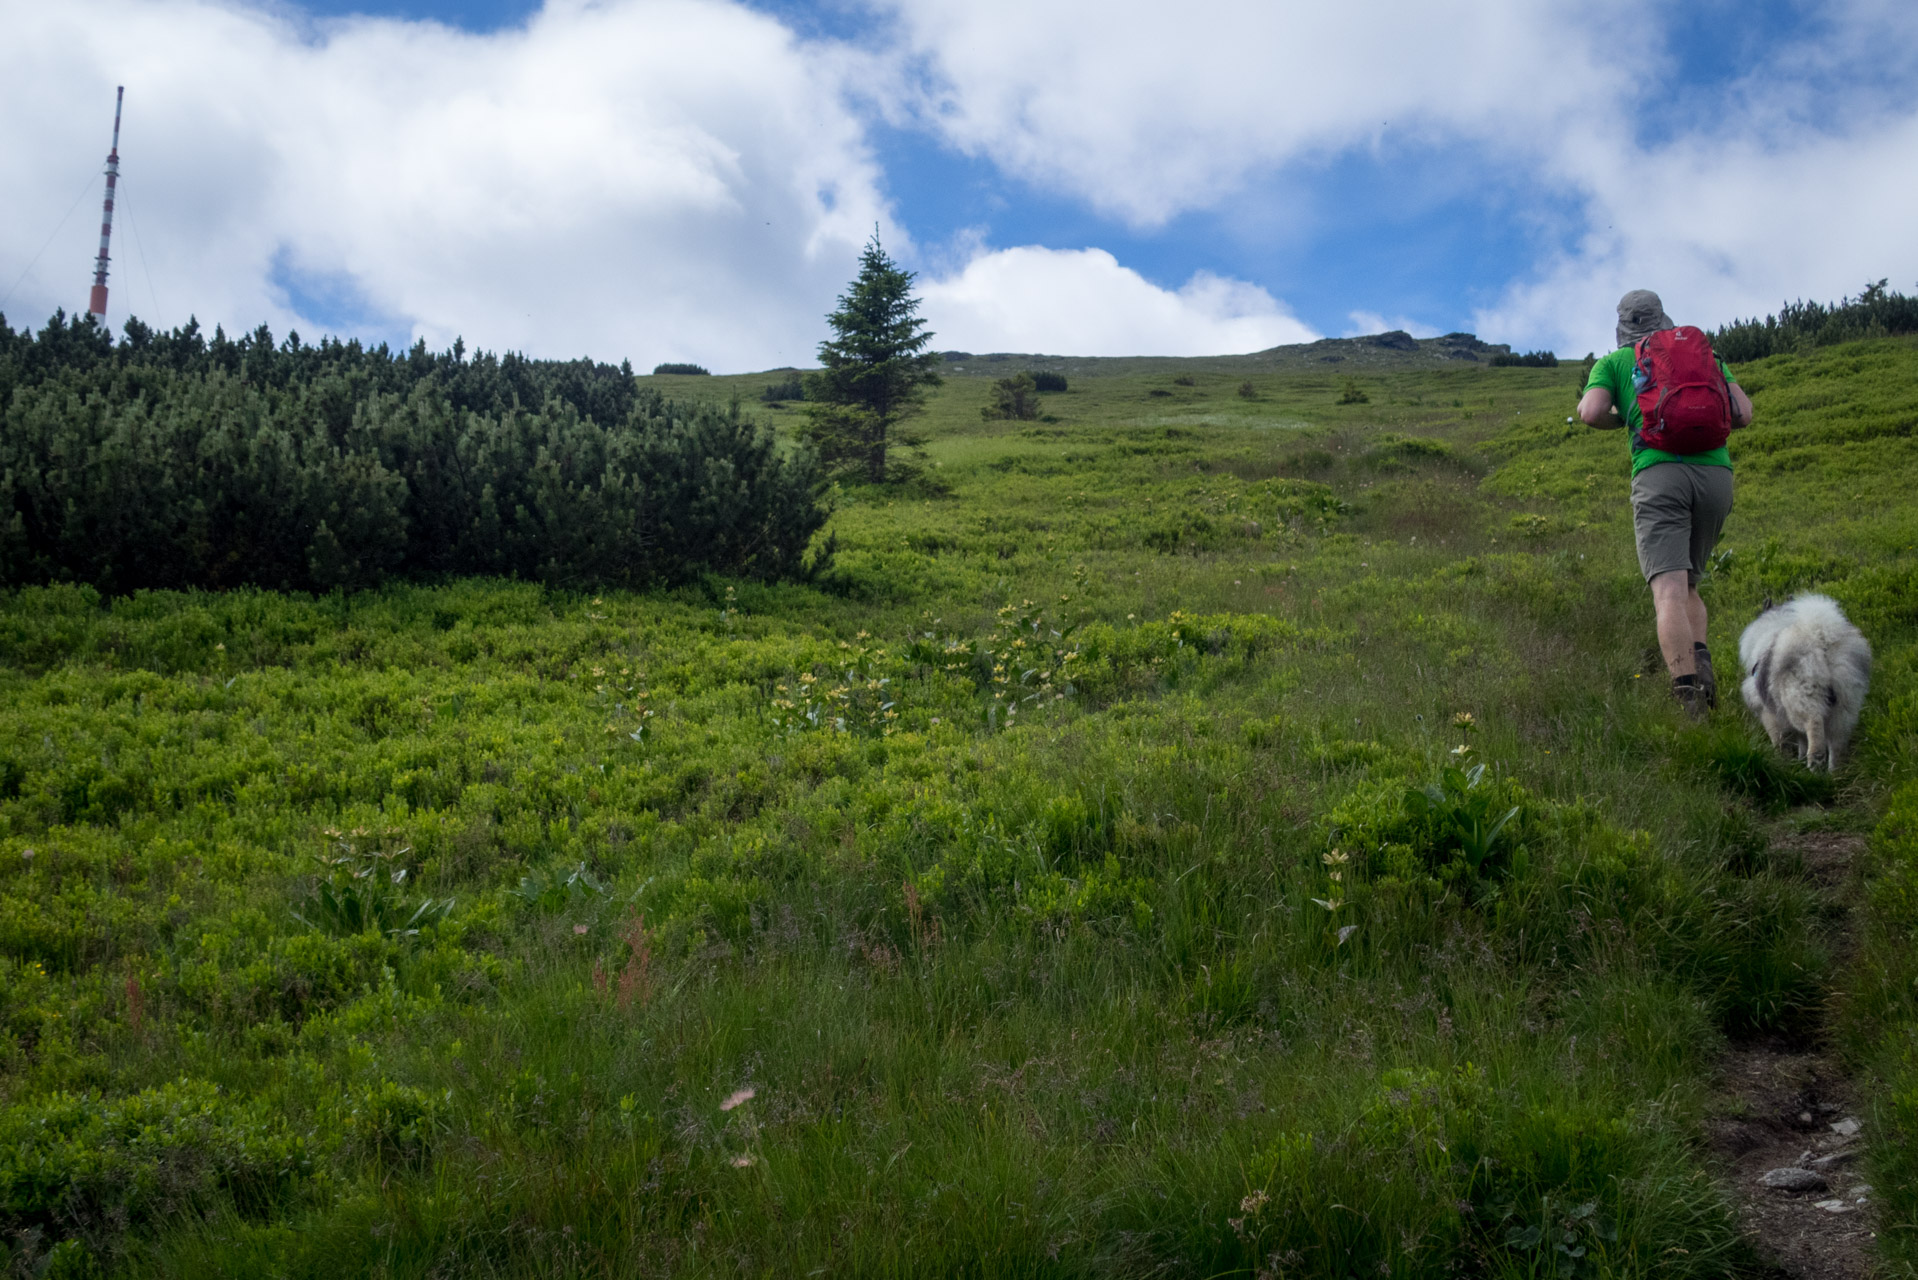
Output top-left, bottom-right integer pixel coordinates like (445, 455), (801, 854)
(1710, 832), (1878, 1280)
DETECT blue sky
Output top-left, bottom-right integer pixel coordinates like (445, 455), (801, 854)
(4, 0), (1915, 367)
(292, 0), (541, 28)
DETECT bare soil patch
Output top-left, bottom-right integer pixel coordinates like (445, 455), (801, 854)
(1710, 832), (1877, 1280)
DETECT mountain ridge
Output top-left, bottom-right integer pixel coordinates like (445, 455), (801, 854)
(752, 330), (1522, 379)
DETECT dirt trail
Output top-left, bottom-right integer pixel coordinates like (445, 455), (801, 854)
(1710, 832), (1877, 1280)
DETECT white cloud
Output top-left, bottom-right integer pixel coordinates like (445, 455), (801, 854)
(1479, 108), (1918, 356)
(919, 246), (1315, 356)
(0, 0), (892, 371)
(882, 0), (1625, 227)
(878, 0), (1918, 352)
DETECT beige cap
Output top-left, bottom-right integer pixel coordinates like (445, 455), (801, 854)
(1616, 289), (1675, 348)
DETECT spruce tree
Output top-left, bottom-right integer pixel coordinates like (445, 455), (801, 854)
(804, 235), (942, 484)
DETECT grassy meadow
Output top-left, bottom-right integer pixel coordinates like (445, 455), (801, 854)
(3, 338), (1917, 1277)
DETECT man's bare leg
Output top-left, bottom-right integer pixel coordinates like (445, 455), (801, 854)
(1685, 582), (1717, 705)
(1650, 571), (1699, 677)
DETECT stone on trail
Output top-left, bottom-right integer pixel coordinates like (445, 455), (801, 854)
(1759, 1167), (1830, 1193)
(1813, 1199), (1855, 1214)
(1808, 1149), (1858, 1171)
(1829, 1116), (1862, 1138)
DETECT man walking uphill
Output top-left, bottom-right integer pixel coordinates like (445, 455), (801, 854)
(1578, 290), (1754, 717)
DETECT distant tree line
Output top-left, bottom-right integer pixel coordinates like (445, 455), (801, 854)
(0, 312), (827, 594)
(1712, 279), (1918, 363)
(1490, 350), (1558, 368)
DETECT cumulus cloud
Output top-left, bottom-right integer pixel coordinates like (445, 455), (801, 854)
(879, 0), (1918, 350)
(881, 0), (1622, 227)
(0, 0), (890, 370)
(1478, 103), (1918, 355)
(918, 246), (1316, 356)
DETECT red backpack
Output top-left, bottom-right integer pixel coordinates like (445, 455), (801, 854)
(1632, 326), (1732, 454)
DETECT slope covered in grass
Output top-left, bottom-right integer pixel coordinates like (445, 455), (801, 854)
(1, 339), (1913, 1276)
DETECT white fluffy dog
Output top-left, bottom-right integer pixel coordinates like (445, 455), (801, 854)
(1738, 593), (1871, 772)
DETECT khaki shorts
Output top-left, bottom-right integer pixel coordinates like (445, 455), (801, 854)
(1630, 462), (1734, 585)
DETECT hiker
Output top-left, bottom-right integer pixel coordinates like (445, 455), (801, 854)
(1578, 289), (1754, 717)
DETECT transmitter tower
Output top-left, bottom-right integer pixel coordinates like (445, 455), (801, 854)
(87, 86), (124, 325)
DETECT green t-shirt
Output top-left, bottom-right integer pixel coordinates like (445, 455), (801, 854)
(1585, 345), (1737, 475)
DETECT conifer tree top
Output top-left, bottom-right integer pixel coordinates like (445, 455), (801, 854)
(816, 235), (938, 372)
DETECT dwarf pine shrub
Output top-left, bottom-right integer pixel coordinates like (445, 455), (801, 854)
(760, 373), (806, 403)
(0, 314), (827, 592)
(1714, 278), (1918, 362)
(982, 372), (1042, 420)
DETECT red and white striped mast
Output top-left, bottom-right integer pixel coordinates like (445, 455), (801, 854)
(87, 85), (124, 326)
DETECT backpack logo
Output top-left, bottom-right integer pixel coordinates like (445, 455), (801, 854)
(1631, 326), (1732, 454)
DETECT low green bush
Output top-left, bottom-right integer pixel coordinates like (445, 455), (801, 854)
(0, 1079), (313, 1269)
(1326, 753), (1534, 889)
(341, 1079), (445, 1166)
(1852, 781), (1918, 1266)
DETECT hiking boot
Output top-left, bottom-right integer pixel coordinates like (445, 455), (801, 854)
(1672, 675), (1707, 721)
(1694, 642), (1718, 709)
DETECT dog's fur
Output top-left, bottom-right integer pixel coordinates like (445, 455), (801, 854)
(1738, 593), (1871, 772)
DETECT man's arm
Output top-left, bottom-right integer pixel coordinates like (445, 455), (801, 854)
(1729, 382), (1754, 428)
(1578, 386), (1621, 427)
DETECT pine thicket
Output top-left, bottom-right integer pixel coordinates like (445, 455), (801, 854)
(1712, 279), (1918, 363)
(0, 312), (827, 593)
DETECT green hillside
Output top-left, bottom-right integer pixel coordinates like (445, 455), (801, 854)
(2, 338), (1915, 1276)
